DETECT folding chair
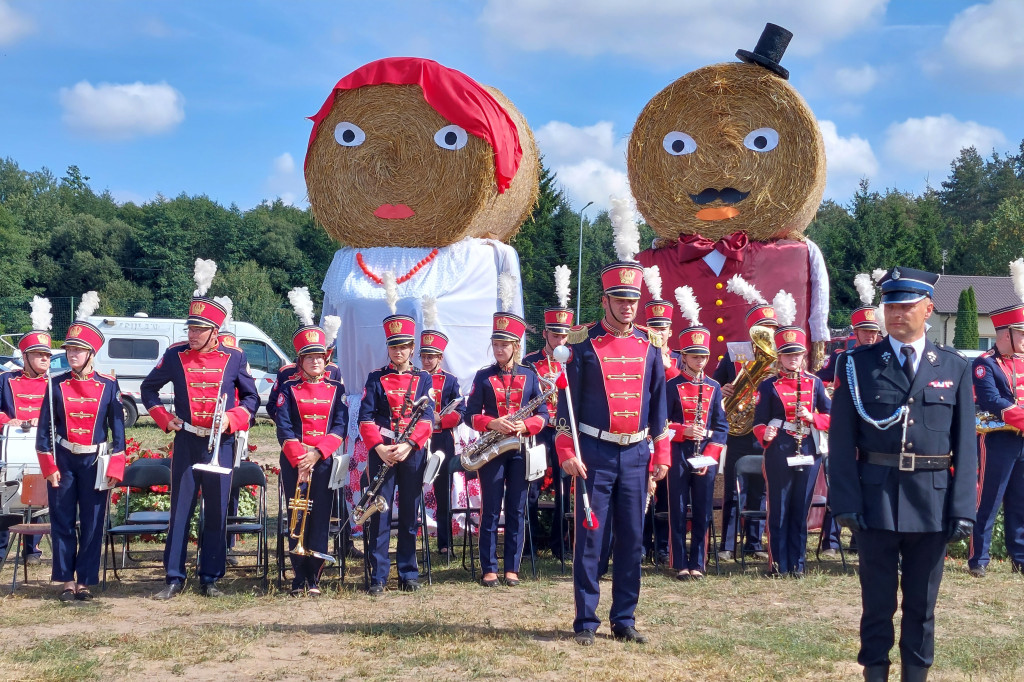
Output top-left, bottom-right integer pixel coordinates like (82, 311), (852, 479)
(446, 455), (481, 578)
(224, 461), (269, 590)
(102, 463), (171, 589)
(6, 474), (52, 593)
(733, 455), (768, 571)
(124, 457), (171, 526)
(813, 459), (848, 570)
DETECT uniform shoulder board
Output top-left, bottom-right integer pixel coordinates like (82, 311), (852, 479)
(566, 323), (594, 344)
(847, 344), (872, 355)
(638, 325), (664, 348)
(935, 344), (966, 359)
(97, 371), (117, 381)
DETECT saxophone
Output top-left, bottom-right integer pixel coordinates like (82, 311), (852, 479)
(460, 373), (556, 471)
(723, 325), (778, 436)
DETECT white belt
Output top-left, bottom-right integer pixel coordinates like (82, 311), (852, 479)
(182, 422), (212, 438)
(579, 423), (649, 446)
(380, 427), (397, 439)
(56, 436), (101, 455)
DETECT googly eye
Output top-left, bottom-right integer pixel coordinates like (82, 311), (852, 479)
(434, 124), (468, 150)
(334, 122), (365, 147)
(662, 131), (697, 156)
(743, 127), (779, 152)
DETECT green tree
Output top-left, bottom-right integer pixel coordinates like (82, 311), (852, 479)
(953, 286), (979, 350)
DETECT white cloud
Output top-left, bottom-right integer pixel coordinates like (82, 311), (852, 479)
(534, 120), (630, 210)
(818, 120), (878, 200)
(480, 0), (888, 61)
(264, 152), (305, 206)
(937, 0), (1024, 86)
(883, 114), (1006, 172)
(833, 65), (877, 95)
(0, 0), (34, 45)
(59, 81), (185, 140)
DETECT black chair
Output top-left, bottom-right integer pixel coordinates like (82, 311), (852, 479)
(733, 455), (768, 571)
(224, 461), (269, 590)
(445, 455), (480, 578)
(813, 459), (848, 570)
(102, 463), (172, 589)
(124, 457), (171, 526)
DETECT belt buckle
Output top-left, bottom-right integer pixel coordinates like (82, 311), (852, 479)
(898, 451), (915, 472)
(618, 433), (631, 446)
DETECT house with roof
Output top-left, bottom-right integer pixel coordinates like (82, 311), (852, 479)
(928, 274), (1019, 350)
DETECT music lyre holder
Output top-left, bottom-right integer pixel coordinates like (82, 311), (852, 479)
(193, 393), (232, 475)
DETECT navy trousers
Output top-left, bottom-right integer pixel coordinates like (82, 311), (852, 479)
(720, 434), (765, 552)
(666, 441), (717, 572)
(430, 430), (456, 551)
(763, 454), (820, 574)
(573, 436), (647, 633)
(478, 445), (528, 574)
(48, 448), (106, 585)
(364, 446), (426, 585)
(279, 454), (333, 588)
(970, 433), (1024, 568)
(164, 432), (233, 585)
(855, 528), (947, 668)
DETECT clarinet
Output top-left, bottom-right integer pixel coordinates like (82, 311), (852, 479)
(693, 374), (705, 458)
(793, 370), (807, 470)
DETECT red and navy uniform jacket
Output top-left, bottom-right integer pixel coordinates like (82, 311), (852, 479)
(973, 349), (1024, 435)
(357, 363), (434, 451)
(140, 341), (260, 435)
(428, 368), (464, 435)
(665, 371), (728, 462)
(752, 371), (831, 457)
(0, 369), (47, 426)
(816, 348), (845, 386)
(35, 371), (127, 481)
(554, 322), (670, 467)
(523, 348), (564, 429)
(464, 364), (548, 436)
(274, 375), (349, 466)
(267, 362), (343, 420)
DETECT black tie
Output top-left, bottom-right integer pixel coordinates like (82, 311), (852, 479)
(900, 346), (916, 385)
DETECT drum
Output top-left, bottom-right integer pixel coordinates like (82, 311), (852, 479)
(1, 424), (40, 482)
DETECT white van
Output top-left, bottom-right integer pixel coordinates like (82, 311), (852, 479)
(87, 315), (289, 426)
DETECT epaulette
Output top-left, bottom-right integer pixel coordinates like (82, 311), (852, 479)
(636, 324), (664, 349)
(97, 371), (117, 381)
(934, 344), (967, 359)
(567, 322), (594, 344)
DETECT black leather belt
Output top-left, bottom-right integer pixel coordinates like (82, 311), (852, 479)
(864, 451), (952, 472)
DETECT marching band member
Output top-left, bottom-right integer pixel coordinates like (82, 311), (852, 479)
(664, 287), (728, 580)
(419, 297), (464, 559)
(36, 293), (126, 602)
(142, 260), (260, 600)
(969, 258), (1024, 578)
(465, 312), (548, 586)
(274, 323), (348, 596)
(752, 292), (831, 577)
(0, 296), (53, 564)
(522, 265), (573, 558)
(556, 202), (669, 646)
(358, 314), (434, 594)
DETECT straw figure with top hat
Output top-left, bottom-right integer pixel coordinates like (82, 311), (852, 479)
(554, 196), (670, 646)
(968, 258), (1024, 580)
(0, 296), (56, 565)
(273, 288), (349, 597)
(142, 259), (260, 601)
(36, 292), (126, 602)
(663, 285), (729, 581)
(632, 22), (830, 374)
(752, 290), (832, 578)
(829, 266), (977, 682)
(356, 298), (435, 595)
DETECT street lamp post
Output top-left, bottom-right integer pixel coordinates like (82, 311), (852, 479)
(576, 201), (594, 320)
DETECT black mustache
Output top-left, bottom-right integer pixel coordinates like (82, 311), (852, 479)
(689, 187), (749, 205)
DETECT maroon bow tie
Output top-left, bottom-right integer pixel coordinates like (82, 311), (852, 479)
(678, 231), (750, 263)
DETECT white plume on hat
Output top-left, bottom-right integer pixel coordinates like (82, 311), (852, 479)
(609, 196), (640, 262)
(853, 273), (876, 305)
(323, 315), (341, 347)
(422, 295), (439, 329)
(876, 304), (887, 336)
(192, 258), (217, 296)
(642, 265), (663, 301)
(214, 296), (233, 328)
(30, 296), (52, 331)
(75, 291), (100, 321)
(871, 268), (887, 283)
(382, 271), (398, 315)
(554, 264), (572, 309)
(287, 286), (315, 326)
(773, 290), (797, 327)
(1010, 258), (1024, 303)
(726, 274), (766, 305)
(674, 286), (701, 327)
(498, 269), (517, 313)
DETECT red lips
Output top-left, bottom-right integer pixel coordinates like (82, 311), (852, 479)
(374, 204), (415, 219)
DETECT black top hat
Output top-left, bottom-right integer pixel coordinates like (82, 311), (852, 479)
(736, 23), (793, 80)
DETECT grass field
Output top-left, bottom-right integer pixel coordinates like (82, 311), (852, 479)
(1, 421), (1021, 681)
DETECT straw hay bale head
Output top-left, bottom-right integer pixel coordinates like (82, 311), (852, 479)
(627, 61), (826, 242)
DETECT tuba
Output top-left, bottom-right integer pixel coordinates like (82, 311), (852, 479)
(976, 411), (1021, 434)
(723, 325), (778, 435)
(460, 374), (556, 471)
(288, 467), (336, 564)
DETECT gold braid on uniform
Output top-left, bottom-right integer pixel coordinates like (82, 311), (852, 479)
(566, 323), (593, 344)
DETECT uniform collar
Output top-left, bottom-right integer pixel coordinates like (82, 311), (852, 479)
(888, 335), (926, 372)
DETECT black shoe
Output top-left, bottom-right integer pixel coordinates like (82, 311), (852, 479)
(862, 664), (889, 682)
(900, 663), (928, 682)
(153, 583), (185, 600)
(968, 565), (986, 578)
(24, 554), (41, 566)
(789, 571), (805, 580)
(58, 588), (77, 603)
(200, 583), (224, 598)
(74, 588), (95, 601)
(225, 555), (239, 567)
(368, 583), (384, 596)
(611, 625), (648, 644)
(574, 629), (596, 646)
(481, 577), (499, 587)
(399, 579), (420, 592)
(347, 543), (365, 560)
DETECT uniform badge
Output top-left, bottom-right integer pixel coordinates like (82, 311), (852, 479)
(156, 357), (164, 369)
(881, 351), (892, 364)
(276, 393), (285, 407)
(822, 355), (831, 368)
(926, 351), (937, 364)
(892, 267), (901, 280)
(976, 365), (986, 379)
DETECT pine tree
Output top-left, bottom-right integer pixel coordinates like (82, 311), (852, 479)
(953, 286), (979, 350)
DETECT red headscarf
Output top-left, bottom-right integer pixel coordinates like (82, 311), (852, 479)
(306, 57), (522, 194)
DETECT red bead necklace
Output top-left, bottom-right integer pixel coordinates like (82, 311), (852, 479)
(356, 249), (439, 285)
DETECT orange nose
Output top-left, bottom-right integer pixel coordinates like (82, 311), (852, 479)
(695, 207), (740, 221)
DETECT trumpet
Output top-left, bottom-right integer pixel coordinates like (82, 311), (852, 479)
(288, 465), (336, 564)
(194, 393), (232, 475)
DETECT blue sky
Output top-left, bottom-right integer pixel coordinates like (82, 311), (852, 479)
(2, 0), (1022, 213)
